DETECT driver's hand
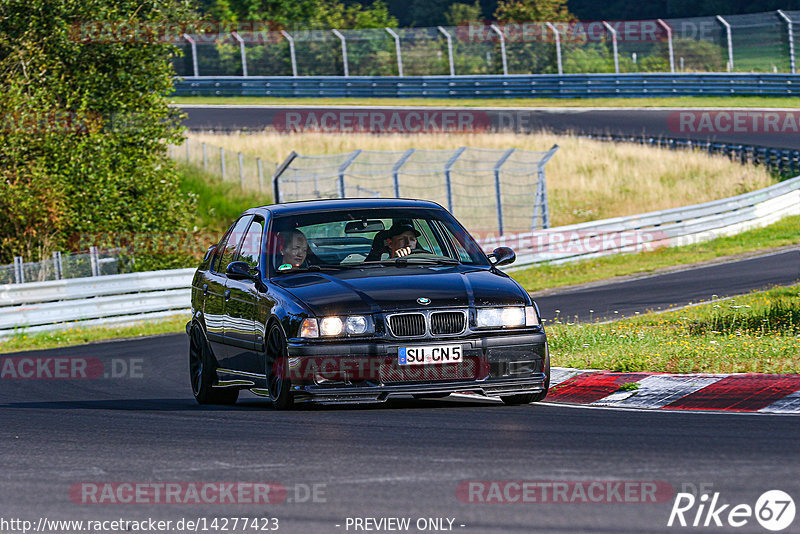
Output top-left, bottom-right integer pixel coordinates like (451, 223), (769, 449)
(395, 246), (413, 257)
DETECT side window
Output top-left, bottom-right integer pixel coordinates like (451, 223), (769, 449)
(237, 217), (263, 268)
(218, 216), (253, 273)
(212, 223), (235, 273)
(415, 220), (444, 256)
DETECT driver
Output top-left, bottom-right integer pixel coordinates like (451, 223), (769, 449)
(385, 221), (421, 258)
(278, 229), (308, 268)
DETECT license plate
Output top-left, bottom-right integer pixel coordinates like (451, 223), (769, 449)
(398, 345), (462, 365)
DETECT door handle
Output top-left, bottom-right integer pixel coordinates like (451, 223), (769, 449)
(224, 290), (231, 301)
(202, 284), (209, 296)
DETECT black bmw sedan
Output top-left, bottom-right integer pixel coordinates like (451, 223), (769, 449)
(187, 198), (549, 409)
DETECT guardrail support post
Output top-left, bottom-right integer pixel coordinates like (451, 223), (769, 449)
(716, 16), (734, 71)
(437, 26), (455, 76)
(490, 24), (508, 75)
(182, 34), (199, 77)
(778, 10), (796, 74)
(337, 150), (363, 198)
(545, 23), (563, 75)
(13, 256), (24, 284)
(392, 148), (416, 197)
(444, 147), (467, 213)
(281, 30), (298, 77)
(602, 22), (620, 74)
(657, 19), (675, 73)
(385, 28), (403, 76)
(332, 29), (349, 77)
(53, 251), (63, 280)
(89, 246), (100, 277)
(231, 31), (248, 76)
(493, 148), (516, 236)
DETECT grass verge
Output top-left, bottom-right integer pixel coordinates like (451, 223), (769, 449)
(0, 316), (188, 354)
(171, 96), (800, 108)
(548, 284), (800, 374)
(514, 215), (800, 293)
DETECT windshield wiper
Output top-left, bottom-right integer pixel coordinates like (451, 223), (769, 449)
(362, 257), (460, 266)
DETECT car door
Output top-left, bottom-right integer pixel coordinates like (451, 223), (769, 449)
(210, 215), (253, 367)
(223, 215), (265, 373)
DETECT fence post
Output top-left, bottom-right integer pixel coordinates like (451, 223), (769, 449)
(385, 28), (403, 76)
(437, 26), (455, 76)
(272, 151), (298, 203)
(53, 251), (63, 280)
(281, 31), (298, 77)
(185, 138), (190, 161)
(89, 246), (100, 277)
(220, 147), (226, 180)
(535, 145), (559, 230)
(13, 256), (24, 284)
(231, 31), (248, 76)
(490, 24), (508, 75)
(392, 148), (416, 197)
(444, 147), (467, 213)
(238, 152), (245, 188)
(257, 157), (264, 193)
(657, 19), (675, 73)
(602, 22), (620, 74)
(182, 34), (199, 77)
(332, 29), (349, 76)
(493, 148), (516, 236)
(202, 142), (208, 171)
(778, 10), (796, 74)
(716, 16), (734, 71)
(337, 150), (363, 198)
(545, 23), (563, 75)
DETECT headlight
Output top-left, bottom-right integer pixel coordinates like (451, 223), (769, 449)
(476, 307), (526, 328)
(300, 316), (374, 338)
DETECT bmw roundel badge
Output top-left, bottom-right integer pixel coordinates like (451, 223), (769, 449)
(417, 297), (431, 305)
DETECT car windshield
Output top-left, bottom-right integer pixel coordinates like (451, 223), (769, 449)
(267, 207), (490, 275)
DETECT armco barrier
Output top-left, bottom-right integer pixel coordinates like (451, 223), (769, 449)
(0, 269), (195, 336)
(1, 178), (797, 336)
(173, 73), (800, 99)
(480, 175), (800, 267)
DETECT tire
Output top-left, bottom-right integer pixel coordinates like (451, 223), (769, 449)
(189, 324), (239, 405)
(501, 375), (550, 405)
(265, 322), (294, 410)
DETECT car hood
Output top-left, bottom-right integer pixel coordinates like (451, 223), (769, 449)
(273, 266), (527, 316)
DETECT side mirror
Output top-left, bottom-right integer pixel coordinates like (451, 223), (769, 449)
(489, 247), (516, 267)
(226, 261), (258, 280)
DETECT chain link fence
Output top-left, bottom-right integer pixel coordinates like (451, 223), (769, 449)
(172, 11), (800, 77)
(0, 248), (121, 284)
(273, 146), (558, 237)
(168, 138), (276, 192)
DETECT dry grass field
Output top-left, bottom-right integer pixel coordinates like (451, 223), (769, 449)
(185, 131), (775, 227)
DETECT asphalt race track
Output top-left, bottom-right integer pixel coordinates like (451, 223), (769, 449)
(2, 333), (800, 534)
(179, 105), (800, 149)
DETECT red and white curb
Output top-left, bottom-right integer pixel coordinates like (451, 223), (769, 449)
(548, 367), (800, 413)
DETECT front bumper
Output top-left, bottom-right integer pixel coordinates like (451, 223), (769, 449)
(285, 331), (548, 404)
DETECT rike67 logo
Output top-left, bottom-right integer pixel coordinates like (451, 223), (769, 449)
(668, 490), (795, 531)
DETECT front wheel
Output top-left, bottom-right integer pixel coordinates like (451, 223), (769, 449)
(501, 377), (550, 405)
(266, 323), (294, 410)
(189, 325), (239, 405)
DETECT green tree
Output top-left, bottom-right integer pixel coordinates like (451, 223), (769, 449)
(0, 0), (195, 269)
(493, 0), (572, 22)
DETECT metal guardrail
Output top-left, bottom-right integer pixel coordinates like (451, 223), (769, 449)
(173, 73), (800, 99)
(0, 269), (195, 336)
(479, 175), (800, 268)
(2, 175), (797, 336)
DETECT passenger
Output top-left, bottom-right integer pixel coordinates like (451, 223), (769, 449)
(278, 229), (308, 269)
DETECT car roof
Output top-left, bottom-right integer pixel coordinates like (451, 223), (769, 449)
(257, 198), (445, 216)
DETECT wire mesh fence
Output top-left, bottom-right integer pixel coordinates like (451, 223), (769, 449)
(273, 146), (558, 238)
(0, 249), (121, 284)
(171, 11), (800, 77)
(167, 138), (277, 193)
